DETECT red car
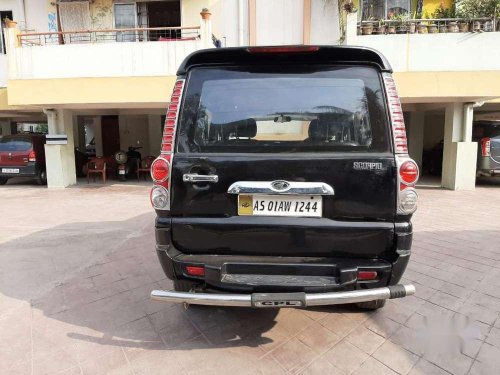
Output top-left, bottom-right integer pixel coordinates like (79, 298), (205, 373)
(0, 134), (47, 185)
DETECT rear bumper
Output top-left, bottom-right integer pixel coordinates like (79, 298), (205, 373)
(151, 284), (415, 307)
(0, 163), (40, 178)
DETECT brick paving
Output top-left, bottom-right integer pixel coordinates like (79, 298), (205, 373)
(0, 179), (499, 374)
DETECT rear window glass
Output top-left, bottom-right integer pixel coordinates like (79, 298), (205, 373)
(0, 137), (32, 151)
(177, 66), (390, 153)
(474, 123), (500, 139)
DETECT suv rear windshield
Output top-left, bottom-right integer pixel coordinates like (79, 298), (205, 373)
(0, 137), (32, 152)
(177, 66), (390, 153)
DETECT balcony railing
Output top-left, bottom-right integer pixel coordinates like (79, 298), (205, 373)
(18, 26), (201, 46)
(358, 18), (497, 35)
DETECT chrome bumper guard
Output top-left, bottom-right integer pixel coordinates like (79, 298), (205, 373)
(150, 284), (416, 307)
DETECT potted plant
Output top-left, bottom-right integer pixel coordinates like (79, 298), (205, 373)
(427, 23), (439, 33)
(200, 8), (211, 20)
(361, 17), (375, 35)
(374, 19), (386, 34)
(3, 17), (17, 28)
(391, 13), (409, 34)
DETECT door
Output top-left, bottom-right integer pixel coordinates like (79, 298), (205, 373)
(114, 3), (137, 42)
(170, 65), (396, 258)
(101, 116), (121, 156)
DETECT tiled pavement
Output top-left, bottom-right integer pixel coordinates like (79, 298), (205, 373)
(1, 179), (500, 374)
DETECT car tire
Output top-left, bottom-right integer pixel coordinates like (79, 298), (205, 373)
(173, 280), (198, 292)
(356, 299), (386, 310)
(0, 177), (8, 185)
(36, 170), (47, 185)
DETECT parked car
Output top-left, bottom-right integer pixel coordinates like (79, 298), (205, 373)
(0, 134), (47, 185)
(422, 121), (500, 178)
(0, 133), (88, 185)
(149, 46), (418, 310)
(474, 121), (500, 177)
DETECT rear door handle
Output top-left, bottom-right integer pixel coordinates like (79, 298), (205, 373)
(183, 173), (219, 183)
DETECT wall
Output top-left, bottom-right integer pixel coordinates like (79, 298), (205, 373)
(118, 115), (150, 155)
(352, 32), (500, 72)
(255, 0), (303, 45)
(0, 0), (21, 24)
(90, 0), (113, 29)
(310, 0), (340, 45)
(424, 114), (445, 149)
(9, 39), (202, 79)
(24, 0), (55, 33)
(0, 55), (7, 87)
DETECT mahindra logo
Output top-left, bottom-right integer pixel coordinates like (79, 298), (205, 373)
(271, 180), (290, 191)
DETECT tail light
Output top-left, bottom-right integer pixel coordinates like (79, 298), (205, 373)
(481, 137), (491, 157)
(185, 266), (205, 277)
(358, 271), (378, 281)
(28, 150), (36, 162)
(383, 73), (408, 154)
(383, 73), (418, 215)
(150, 79), (185, 210)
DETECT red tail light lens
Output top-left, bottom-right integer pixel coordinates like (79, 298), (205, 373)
(186, 266), (205, 277)
(481, 137), (491, 157)
(151, 157), (170, 182)
(400, 160), (419, 185)
(358, 271), (378, 281)
(383, 73), (408, 154)
(28, 150), (36, 162)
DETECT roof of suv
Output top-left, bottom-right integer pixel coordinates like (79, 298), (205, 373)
(177, 45), (392, 75)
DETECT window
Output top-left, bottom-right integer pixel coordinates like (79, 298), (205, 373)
(114, 3), (137, 42)
(361, 0), (410, 20)
(0, 137), (32, 152)
(178, 66), (390, 153)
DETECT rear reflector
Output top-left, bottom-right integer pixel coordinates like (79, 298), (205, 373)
(358, 271), (378, 281)
(383, 73), (408, 154)
(247, 46), (319, 54)
(186, 266), (205, 277)
(481, 137), (491, 157)
(28, 150), (36, 162)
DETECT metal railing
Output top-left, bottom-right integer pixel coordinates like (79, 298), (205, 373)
(18, 26), (201, 46)
(358, 18), (497, 35)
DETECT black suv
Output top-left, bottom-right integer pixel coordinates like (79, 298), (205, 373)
(149, 46), (418, 310)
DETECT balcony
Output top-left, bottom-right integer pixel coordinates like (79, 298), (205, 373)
(4, 22), (213, 108)
(9, 26), (204, 80)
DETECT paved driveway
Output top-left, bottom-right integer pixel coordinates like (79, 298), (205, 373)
(1, 181), (500, 375)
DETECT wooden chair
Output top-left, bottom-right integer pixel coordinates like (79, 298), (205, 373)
(87, 157), (107, 183)
(137, 156), (156, 180)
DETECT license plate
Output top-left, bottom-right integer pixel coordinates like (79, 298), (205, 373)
(238, 194), (322, 217)
(118, 169), (126, 175)
(1, 168), (19, 174)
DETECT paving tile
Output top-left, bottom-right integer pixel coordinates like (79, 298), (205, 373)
(319, 313), (363, 338)
(364, 313), (402, 338)
(297, 322), (341, 354)
(79, 350), (132, 375)
(408, 359), (450, 375)
(271, 337), (317, 373)
(352, 357), (398, 375)
(346, 325), (386, 354)
(323, 340), (369, 374)
(373, 340), (419, 374)
(300, 356), (346, 375)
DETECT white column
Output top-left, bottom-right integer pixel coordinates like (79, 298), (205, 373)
(148, 115), (163, 156)
(441, 103), (478, 190)
(200, 10), (213, 48)
(44, 109), (77, 188)
(345, 12), (358, 45)
(407, 112), (425, 169)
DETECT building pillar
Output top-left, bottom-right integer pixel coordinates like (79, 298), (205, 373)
(44, 109), (77, 188)
(407, 112), (425, 169)
(200, 9), (213, 48)
(441, 103), (478, 190)
(0, 119), (15, 135)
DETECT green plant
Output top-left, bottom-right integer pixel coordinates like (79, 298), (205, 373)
(456, 0), (500, 19)
(433, 3), (456, 18)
